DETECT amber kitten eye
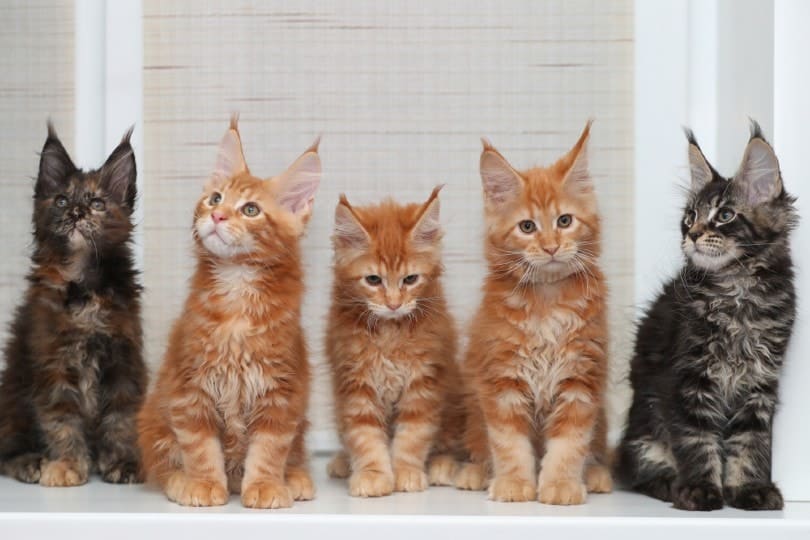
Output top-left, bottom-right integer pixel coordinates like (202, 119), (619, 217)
(684, 209), (697, 227)
(208, 192), (222, 205)
(403, 274), (419, 285)
(242, 203), (261, 217)
(557, 214), (573, 228)
(55, 195), (68, 208)
(365, 275), (382, 286)
(518, 220), (537, 234)
(90, 198), (106, 211)
(716, 207), (736, 223)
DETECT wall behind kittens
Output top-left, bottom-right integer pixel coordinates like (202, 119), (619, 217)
(0, 2), (74, 354)
(141, 0), (635, 448)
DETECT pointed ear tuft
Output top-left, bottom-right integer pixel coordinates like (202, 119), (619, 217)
(410, 185), (443, 246)
(333, 194), (369, 249)
(275, 143), (321, 219)
(36, 121), (76, 198)
(737, 137), (781, 205)
(684, 128), (713, 191)
(209, 117), (247, 189)
(480, 142), (522, 208)
(100, 129), (137, 208)
(561, 120), (593, 193)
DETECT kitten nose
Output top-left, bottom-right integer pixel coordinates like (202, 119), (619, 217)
(71, 206), (84, 219)
(542, 245), (559, 256)
(211, 211), (227, 224)
(386, 302), (402, 311)
(688, 231), (701, 241)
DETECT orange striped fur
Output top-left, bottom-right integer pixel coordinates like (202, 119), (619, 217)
(137, 117), (320, 508)
(325, 188), (463, 496)
(455, 122), (612, 505)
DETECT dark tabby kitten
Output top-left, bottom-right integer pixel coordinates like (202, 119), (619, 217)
(0, 123), (147, 486)
(616, 121), (796, 511)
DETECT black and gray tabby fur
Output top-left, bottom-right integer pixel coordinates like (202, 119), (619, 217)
(616, 121), (797, 511)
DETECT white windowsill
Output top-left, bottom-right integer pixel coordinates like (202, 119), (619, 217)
(1, 455), (808, 539)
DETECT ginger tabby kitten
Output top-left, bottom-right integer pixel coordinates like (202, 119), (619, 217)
(137, 117), (320, 508)
(455, 122), (612, 505)
(325, 188), (461, 496)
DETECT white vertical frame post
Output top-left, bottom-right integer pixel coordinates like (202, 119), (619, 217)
(74, 0), (105, 168)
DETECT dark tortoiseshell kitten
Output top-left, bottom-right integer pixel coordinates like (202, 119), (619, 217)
(0, 124), (147, 486)
(616, 121), (797, 511)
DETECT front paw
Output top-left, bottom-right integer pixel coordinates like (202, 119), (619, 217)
(674, 482), (724, 511)
(725, 483), (783, 510)
(166, 473), (228, 507)
(348, 469), (394, 497)
(427, 455), (458, 486)
(454, 462), (489, 491)
(100, 459), (142, 484)
(286, 469), (315, 501)
(39, 459), (89, 487)
(488, 476), (536, 502)
(394, 465), (428, 492)
(585, 463), (613, 493)
(538, 477), (587, 505)
(241, 481), (293, 509)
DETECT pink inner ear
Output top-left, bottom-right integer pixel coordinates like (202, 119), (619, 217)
(334, 203), (369, 248)
(278, 152), (321, 214)
(412, 200), (441, 244)
(211, 129), (246, 185)
(480, 151), (522, 205)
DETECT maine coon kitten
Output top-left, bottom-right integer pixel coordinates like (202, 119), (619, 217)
(137, 117), (320, 508)
(0, 123), (146, 486)
(454, 122), (612, 505)
(616, 122), (796, 511)
(324, 188), (463, 496)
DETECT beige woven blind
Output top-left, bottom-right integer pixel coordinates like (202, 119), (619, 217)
(147, 0), (635, 448)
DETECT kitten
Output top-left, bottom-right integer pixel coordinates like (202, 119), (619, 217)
(324, 188), (462, 496)
(454, 122), (612, 505)
(615, 122), (796, 511)
(0, 123), (146, 486)
(137, 117), (320, 508)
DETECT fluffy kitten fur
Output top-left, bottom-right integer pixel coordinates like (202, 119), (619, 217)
(455, 122), (612, 505)
(137, 117), (320, 508)
(0, 123), (146, 486)
(616, 122), (796, 511)
(325, 188), (463, 497)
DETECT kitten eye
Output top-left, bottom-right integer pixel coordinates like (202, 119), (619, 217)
(403, 274), (419, 285)
(365, 275), (382, 286)
(242, 203), (261, 217)
(557, 214), (573, 228)
(90, 198), (106, 211)
(716, 207), (736, 223)
(208, 192), (222, 206)
(55, 195), (68, 208)
(518, 220), (537, 234)
(684, 209), (697, 227)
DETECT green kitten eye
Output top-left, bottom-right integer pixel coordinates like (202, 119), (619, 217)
(403, 274), (419, 285)
(90, 198), (106, 211)
(557, 214), (573, 228)
(518, 220), (537, 234)
(242, 203), (260, 217)
(365, 275), (382, 286)
(55, 195), (68, 208)
(209, 192), (222, 205)
(716, 207), (736, 223)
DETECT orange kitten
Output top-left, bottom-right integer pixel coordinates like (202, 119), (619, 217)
(324, 188), (462, 496)
(137, 117), (320, 508)
(455, 122), (612, 505)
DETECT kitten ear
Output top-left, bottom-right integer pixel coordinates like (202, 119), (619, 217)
(208, 114), (247, 189)
(333, 194), (370, 249)
(275, 137), (322, 219)
(36, 121), (76, 198)
(736, 122), (781, 205)
(561, 120), (593, 194)
(480, 139), (523, 208)
(99, 126), (137, 208)
(410, 185), (443, 246)
(685, 128), (713, 191)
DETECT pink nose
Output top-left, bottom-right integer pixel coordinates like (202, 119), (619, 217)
(543, 245), (559, 256)
(386, 303), (402, 311)
(211, 211), (227, 224)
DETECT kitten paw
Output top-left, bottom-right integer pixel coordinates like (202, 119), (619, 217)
(635, 475), (675, 502)
(427, 455), (458, 486)
(100, 459), (142, 484)
(286, 469), (315, 501)
(2, 453), (42, 484)
(488, 476), (536, 502)
(348, 469), (394, 497)
(327, 451), (351, 479)
(454, 462), (489, 491)
(394, 465), (428, 492)
(39, 459), (88, 487)
(725, 483), (783, 511)
(585, 463), (613, 493)
(674, 482), (723, 511)
(241, 481), (293, 509)
(166, 473), (228, 507)
(538, 477), (587, 505)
